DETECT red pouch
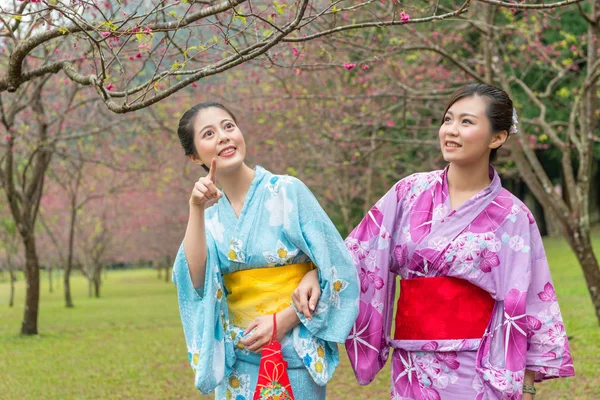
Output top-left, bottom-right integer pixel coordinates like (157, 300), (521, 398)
(253, 314), (295, 400)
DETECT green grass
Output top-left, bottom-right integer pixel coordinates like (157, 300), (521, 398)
(0, 234), (599, 399)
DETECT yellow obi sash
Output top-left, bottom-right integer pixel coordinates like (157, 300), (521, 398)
(223, 262), (314, 328)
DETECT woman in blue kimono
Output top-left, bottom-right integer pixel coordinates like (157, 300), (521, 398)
(173, 102), (359, 399)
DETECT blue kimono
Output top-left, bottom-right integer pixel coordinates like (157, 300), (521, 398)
(173, 166), (359, 399)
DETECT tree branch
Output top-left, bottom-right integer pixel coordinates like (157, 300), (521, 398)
(476, 0), (582, 9)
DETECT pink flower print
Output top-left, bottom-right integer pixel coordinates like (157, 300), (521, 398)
(362, 65), (370, 70)
(421, 341), (439, 351)
(4, 134), (10, 142)
(345, 301), (383, 384)
(435, 352), (460, 370)
(538, 282), (557, 302)
(521, 205), (535, 224)
(343, 62), (356, 70)
(472, 375), (486, 400)
(359, 266), (384, 294)
(503, 289), (528, 371)
(548, 323), (566, 345)
(143, 27), (152, 34)
(394, 244), (408, 267)
(410, 189), (434, 243)
(100, 31), (110, 38)
(393, 350), (436, 399)
(345, 237), (369, 261)
(400, 11), (410, 22)
(352, 205), (383, 241)
(292, 47), (300, 56)
(479, 249), (500, 272)
(530, 332), (555, 353)
(395, 179), (410, 202)
(105, 83), (114, 91)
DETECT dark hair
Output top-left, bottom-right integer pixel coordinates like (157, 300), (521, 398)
(177, 101), (238, 158)
(441, 83), (513, 162)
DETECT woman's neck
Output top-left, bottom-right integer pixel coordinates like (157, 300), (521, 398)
(447, 159), (491, 194)
(217, 163), (255, 204)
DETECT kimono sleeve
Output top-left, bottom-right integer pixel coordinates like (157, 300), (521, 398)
(488, 210), (574, 388)
(283, 178), (360, 343)
(523, 223), (575, 381)
(344, 183), (403, 385)
(172, 234), (235, 394)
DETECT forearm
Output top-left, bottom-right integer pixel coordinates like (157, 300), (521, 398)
(523, 369), (536, 400)
(277, 306), (301, 335)
(183, 204), (208, 289)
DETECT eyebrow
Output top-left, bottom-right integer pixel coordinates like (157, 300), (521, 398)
(446, 111), (479, 119)
(198, 118), (234, 133)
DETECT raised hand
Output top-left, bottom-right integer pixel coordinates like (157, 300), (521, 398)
(189, 158), (223, 208)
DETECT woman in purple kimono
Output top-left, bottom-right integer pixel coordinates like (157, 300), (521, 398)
(296, 83), (574, 399)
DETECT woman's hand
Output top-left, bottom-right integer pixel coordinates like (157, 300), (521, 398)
(241, 307), (300, 353)
(292, 268), (321, 320)
(189, 158), (222, 208)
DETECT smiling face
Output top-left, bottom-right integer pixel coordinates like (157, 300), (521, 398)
(438, 95), (507, 166)
(189, 107), (246, 172)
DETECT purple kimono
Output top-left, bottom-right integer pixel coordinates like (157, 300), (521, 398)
(344, 167), (574, 400)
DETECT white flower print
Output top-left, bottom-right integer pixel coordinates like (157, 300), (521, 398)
(433, 204), (449, 221)
(509, 235), (525, 252)
(457, 238), (480, 261)
(329, 267), (349, 309)
(262, 240), (299, 265)
(264, 186), (293, 229)
(228, 238), (246, 263)
(428, 235), (449, 251)
(205, 214), (225, 243)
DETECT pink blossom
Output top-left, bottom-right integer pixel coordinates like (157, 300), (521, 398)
(362, 65), (370, 70)
(294, 68), (302, 75)
(100, 31), (110, 38)
(385, 120), (394, 127)
(400, 12), (410, 22)
(191, 82), (198, 88)
(343, 62), (356, 70)
(4, 134), (10, 142)
(292, 47), (300, 57)
(143, 27), (152, 35)
(105, 84), (114, 91)
(135, 52), (142, 59)
(432, 31), (439, 40)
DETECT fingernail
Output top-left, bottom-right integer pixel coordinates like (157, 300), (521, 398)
(310, 304), (315, 311)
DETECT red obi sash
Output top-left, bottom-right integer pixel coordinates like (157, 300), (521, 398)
(394, 276), (495, 340)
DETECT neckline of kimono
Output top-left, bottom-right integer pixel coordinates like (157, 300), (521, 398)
(443, 165), (498, 213)
(220, 165), (264, 220)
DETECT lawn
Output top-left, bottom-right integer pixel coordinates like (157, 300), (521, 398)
(1, 234), (598, 399)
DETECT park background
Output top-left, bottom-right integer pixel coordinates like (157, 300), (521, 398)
(1, 0), (599, 399)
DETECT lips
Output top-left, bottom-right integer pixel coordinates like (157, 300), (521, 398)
(218, 145), (236, 156)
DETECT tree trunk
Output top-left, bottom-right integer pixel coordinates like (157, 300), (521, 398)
(165, 255), (172, 283)
(48, 266), (53, 293)
(21, 235), (40, 335)
(64, 270), (74, 307)
(565, 224), (600, 325)
(9, 268), (15, 308)
(64, 204), (77, 308)
(94, 276), (101, 298)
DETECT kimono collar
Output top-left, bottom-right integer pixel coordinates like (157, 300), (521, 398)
(441, 165), (501, 202)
